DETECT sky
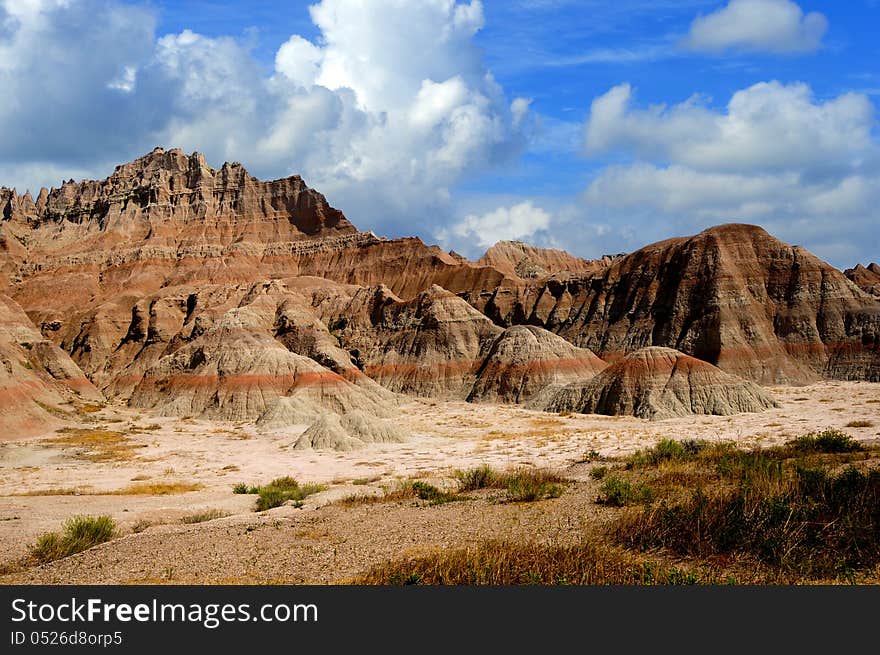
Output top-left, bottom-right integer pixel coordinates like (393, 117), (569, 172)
(0, 0), (877, 267)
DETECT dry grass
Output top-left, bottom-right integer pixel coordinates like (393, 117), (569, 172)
(180, 509), (230, 524)
(352, 539), (727, 585)
(75, 403), (105, 415)
(16, 487), (90, 497)
(846, 420), (875, 428)
(48, 428), (141, 462)
(607, 432), (880, 581)
(336, 480), (425, 507)
(109, 482), (203, 496)
(352, 475), (382, 485)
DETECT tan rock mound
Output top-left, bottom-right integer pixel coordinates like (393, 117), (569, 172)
(340, 410), (407, 444)
(543, 346), (778, 419)
(292, 415), (366, 452)
(129, 304), (395, 421)
(467, 325), (607, 404)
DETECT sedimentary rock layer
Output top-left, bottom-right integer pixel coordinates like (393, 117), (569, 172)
(542, 346), (778, 419)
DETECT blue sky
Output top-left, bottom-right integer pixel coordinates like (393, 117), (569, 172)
(1, 1), (878, 267)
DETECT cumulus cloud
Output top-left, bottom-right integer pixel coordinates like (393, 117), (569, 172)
(585, 81), (875, 175)
(683, 0), (828, 54)
(0, 0), (528, 239)
(580, 81), (880, 266)
(437, 202), (552, 253)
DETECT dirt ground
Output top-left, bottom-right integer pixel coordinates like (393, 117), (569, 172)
(1, 381), (878, 583)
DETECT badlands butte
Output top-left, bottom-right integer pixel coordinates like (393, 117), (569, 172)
(1, 148), (879, 583)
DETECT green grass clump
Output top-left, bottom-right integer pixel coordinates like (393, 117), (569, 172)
(628, 439), (708, 468)
(30, 515), (116, 563)
(504, 469), (565, 503)
(590, 466), (610, 480)
(454, 466), (566, 502)
(454, 465), (499, 491)
(597, 476), (654, 507)
(410, 481), (461, 505)
(787, 429), (863, 454)
(243, 477), (326, 511)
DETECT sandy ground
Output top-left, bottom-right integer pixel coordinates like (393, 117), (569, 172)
(1, 380), (878, 583)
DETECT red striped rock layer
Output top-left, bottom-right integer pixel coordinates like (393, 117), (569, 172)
(543, 347), (778, 419)
(468, 325), (607, 404)
(0, 294), (102, 437)
(474, 224), (880, 384)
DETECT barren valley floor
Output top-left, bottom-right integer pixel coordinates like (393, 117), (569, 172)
(1, 380), (878, 584)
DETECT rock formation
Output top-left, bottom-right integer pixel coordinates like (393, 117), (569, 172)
(0, 150), (877, 437)
(477, 240), (613, 279)
(0, 294), (102, 435)
(542, 347), (778, 419)
(479, 224), (880, 385)
(845, 263), (880, 297)
(468, 325), (606, 404)
(310, 284), (504, 398)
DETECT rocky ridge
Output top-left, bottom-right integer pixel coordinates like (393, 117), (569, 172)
(1, 149), (878, 438)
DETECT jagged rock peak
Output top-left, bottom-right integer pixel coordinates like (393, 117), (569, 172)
(477, 239), (612, 279)
(1, 147), (357, 238)
(845, 263), (880, 297)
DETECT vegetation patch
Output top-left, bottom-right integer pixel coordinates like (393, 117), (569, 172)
(352, 539), (723, 585)
(503, 469), (565, 502)
(454, 465), (499, 491)
(111, 482), (203, 496)
(410, 481), (461, 505)
(609, 431), (880, 580)
(453, 465), (567, 502)
(17, 487), (89, 497)
(30, 515), (116, 564)
(787, 429), (863, 454)
(48, 429), (140, 462)
(235, 477), (326, 511)
(181, 509), (230, 524)
(597, 476), (655, 507)
(627, 438), (709, 468)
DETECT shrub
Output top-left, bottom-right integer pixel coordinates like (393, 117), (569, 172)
(844, 420), (873, 429)
(181, 509), (229, 524)
(454, 465), (500, 491)
(788, 429), (862, 454)
(504, 469), (565, 503)
(628, 439), (708, 468)
(590, 466), (609, 480)
(251, 477), (326, 511)
(615, 463), (880, 577)
(597, 476), (654, 507)
(31, 515), (116, 563)
(410, 481), (460, 505)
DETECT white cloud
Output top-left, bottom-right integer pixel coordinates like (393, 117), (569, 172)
(684, 0), (827, 54)
(0, 0), (528, 240)
(438, 202), (552, 252)
(585, 81), (875, 176)
(579, 81), (880, 267)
